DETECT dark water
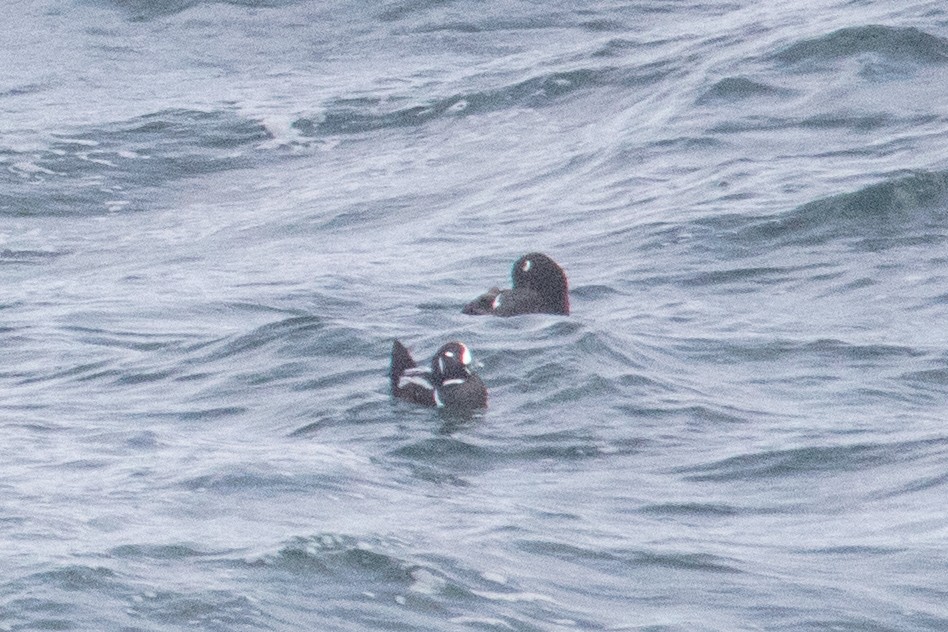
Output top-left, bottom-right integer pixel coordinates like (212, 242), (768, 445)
(2, 1), (948, 630)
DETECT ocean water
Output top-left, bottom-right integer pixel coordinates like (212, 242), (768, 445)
(2, 0), (948, 630)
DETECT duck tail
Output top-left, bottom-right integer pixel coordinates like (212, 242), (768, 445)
(390, 339), (416, 394)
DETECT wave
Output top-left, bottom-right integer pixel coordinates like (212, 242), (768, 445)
(189, 315), (384, 395)
(900, 354), (948, 402)
(9, 562), (269, 631)
(638, 501), (741, 517)
(691, 170), (948, 253)
(0, 248), (64, 266)
(126, 588), (266, 628)
(30, 564), (119, 591)
(12, 324), (202, 388)
(677, 437), (948, 483)
(579, 169), (948, 284)
(41, 313), (362, 385)
(293, 63), (671, 136)
(774, 25), (948, 66)
(110, 542), (231, 560)
(873, 469), (948, 499)
(180, 467), (305, 494)
(173, 448), (367, 495)
(251, 533), (411, 578)
(388, 435), (492, 462)
(0, 108), (271, 217)
(390, 430), (646, 478)
(515, 538), (744, 574)
(88, 0), (298, 20)
(697, 77), (793, 104)
(616, 403), (754, 426)
(713, 112), (940, 136)
(0, 83), (47, 98)
(242, 533), (601, 629)
(676, 337), (923, 365)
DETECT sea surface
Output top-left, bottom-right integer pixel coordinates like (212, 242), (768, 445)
(2, 0), (948, 630)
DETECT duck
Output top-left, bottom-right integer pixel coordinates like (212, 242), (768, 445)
(390, 340), (487, 410)
(462, 252), (569, 316)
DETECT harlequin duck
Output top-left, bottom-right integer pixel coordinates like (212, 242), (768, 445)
(390, 340), (487, 410)
(462, 253), (569, 316)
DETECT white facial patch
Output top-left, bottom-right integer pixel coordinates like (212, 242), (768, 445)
(459, 344), (471, 365)
(522, 259), (532, 272)
(444, 351), (454, 358)
(492, 294), (503, 310)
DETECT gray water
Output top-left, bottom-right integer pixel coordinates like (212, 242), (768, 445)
(2, 1), (948, 630)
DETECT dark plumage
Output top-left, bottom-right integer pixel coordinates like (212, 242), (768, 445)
(390, 340), (487, 410)
(462, 253), (569, 316)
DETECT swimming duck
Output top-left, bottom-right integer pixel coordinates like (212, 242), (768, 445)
(390, 340), (487, 410)
(462, 252), (569, 316)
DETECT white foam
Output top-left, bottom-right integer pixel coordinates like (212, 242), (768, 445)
(471, 589), (556, 603)
(409, 568), (446, 595)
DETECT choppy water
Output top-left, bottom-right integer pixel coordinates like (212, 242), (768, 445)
(2, 0), (948, 630)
